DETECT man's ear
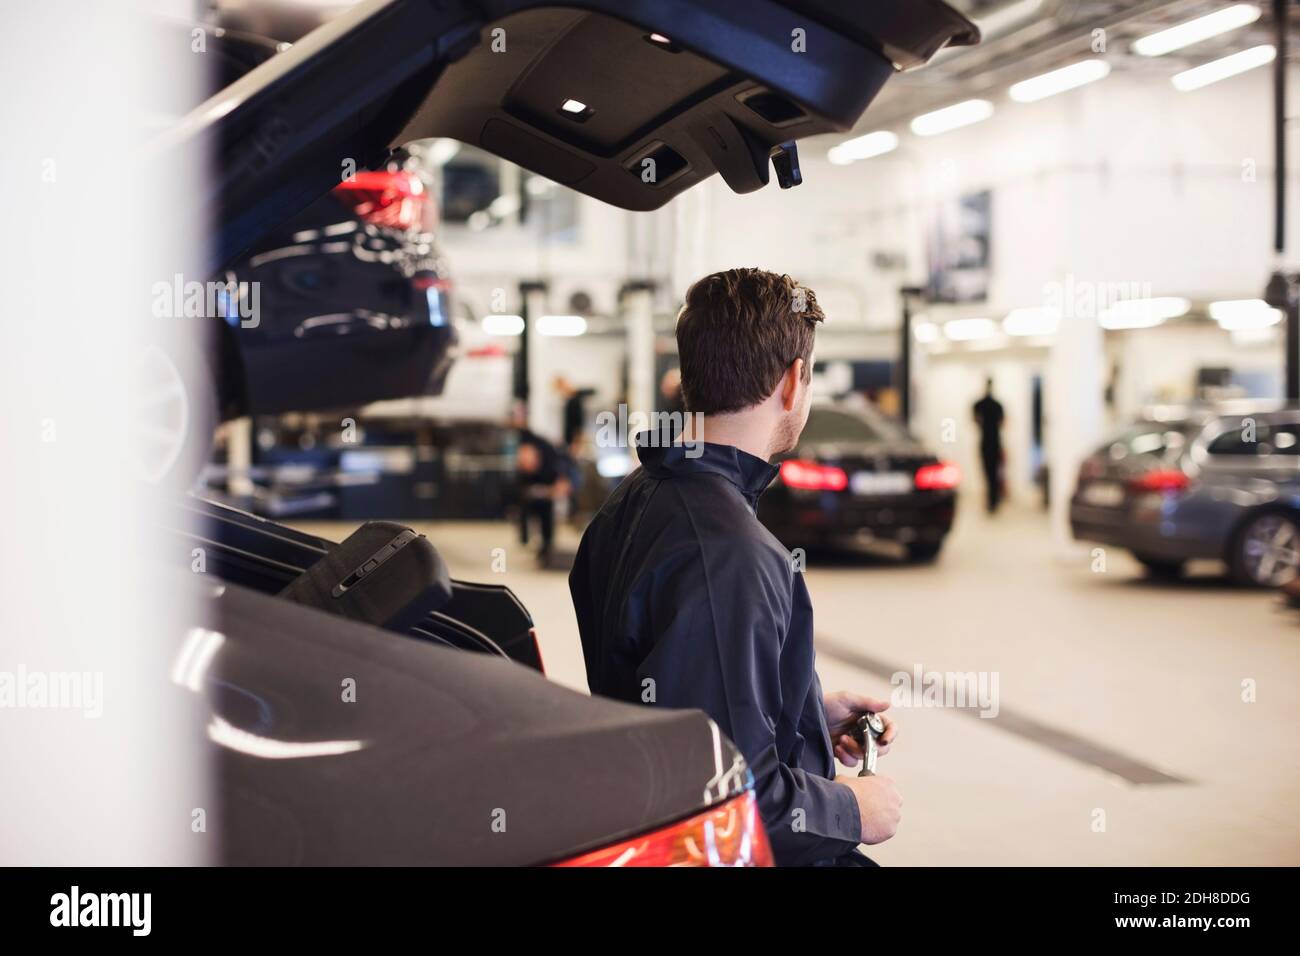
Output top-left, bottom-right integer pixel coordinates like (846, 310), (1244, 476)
(780, 359), (803, 411)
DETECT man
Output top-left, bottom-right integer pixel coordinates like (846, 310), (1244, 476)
(553, 375), (596, 453)
(569, 268), (901, 866)
(511, 404), (568, 565)
(973, 378), (1005, 514)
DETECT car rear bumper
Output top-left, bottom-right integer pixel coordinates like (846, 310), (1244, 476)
(764, 492), (955, 548)
(1069, 499), (1219, 561)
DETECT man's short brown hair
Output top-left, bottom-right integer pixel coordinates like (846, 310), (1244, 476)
(675, 268), (824, 415)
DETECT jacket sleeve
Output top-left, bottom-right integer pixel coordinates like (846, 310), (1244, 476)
(632, 539), (862, 866)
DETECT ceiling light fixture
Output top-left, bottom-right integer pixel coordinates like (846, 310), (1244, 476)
(1097, 297), (1189, 330)
(1133, 4), (1261, 57)
(537, 314), (588, 337)
(1172, 44), (1275, 91)
(910, 99), (994, 137)
(482, 314), (524, 336)
(827, 130), (899, 165)
(1003, 307), (1061, 336)
(1209, 298), (1282, 329)
(943, 317), (997, 341)
(1009, 59), (1111, 102)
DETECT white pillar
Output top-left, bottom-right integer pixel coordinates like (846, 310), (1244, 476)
(523, 284), (550, 438)
(1047, 300), (1105, 557)
(623, 286), (656, 436)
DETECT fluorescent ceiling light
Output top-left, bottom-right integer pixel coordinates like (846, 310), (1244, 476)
(1133, 4), (1261, 57)
(1009, 59), (1111, 102)
(910, 99), (994, 137)
(1210, 298), (1282, 329)
(1098, 296), (1189, 330)
(560, 98), (588, 113)
(1003, 307), (1060, 336)
(537, 314), (587, 336)
(913, 321), (939, 344)
(482, 314), (524, 336)
(827, 131), (898, 165)
(1172, 44), (1275, 91)
(943, 317), (997, 341)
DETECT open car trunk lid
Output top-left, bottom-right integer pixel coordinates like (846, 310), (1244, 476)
(157, 0), (977, 272)
(193, 577), (747, 865)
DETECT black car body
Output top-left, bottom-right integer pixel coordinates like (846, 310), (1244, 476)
(759, 403), (960, 561)
(158, 0), (977, 864)
(1070, 404), (1300, 587)
(193, 571), (759, 865)
(224, 167), (456, 416)
(202, 26), (457, 420)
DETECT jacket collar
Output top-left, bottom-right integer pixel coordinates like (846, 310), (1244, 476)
(635, 436), (779, 504)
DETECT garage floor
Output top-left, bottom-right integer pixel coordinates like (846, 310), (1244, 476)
(292, 506), (1300, 866)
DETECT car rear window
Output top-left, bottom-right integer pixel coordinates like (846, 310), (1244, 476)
(800, 409), (893, 444)
(1208, 421), (1300, 456)
(1103, 423), (1195, 463)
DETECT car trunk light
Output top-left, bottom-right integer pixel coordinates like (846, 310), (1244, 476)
(552, 791), (773, 867)
(780, 459), (848, 491)
(1129, 469), (1190, 492)
(915, 461), (961, 490)
(333, 170), (427, 230)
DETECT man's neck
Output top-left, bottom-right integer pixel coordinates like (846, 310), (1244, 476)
(683, 411), (774, 462)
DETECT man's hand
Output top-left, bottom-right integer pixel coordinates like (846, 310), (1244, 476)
(836, 774), (902, 845)
(824, 691), (898, 766)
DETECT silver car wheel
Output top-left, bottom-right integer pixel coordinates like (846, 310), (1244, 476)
(1241, 513), (1300, 587)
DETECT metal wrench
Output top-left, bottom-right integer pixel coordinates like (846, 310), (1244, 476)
(853, 712), (886, 777)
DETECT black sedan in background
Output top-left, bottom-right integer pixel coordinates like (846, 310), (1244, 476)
(759, 403), (960, 562)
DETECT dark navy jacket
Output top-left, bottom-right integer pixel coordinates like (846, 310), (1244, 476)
(569, 439), (862, 865)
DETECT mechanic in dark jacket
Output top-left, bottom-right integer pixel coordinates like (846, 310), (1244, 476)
(570, 268), (901, 866)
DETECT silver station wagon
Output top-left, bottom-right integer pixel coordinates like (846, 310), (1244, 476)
(1070, 403), (1300, 587)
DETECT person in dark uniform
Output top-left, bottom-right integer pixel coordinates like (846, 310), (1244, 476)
(512, 412), (567, 563)
(554, 375), (595, 453)
(973, 378), (1005, 514)
(569, 268), (901, 866)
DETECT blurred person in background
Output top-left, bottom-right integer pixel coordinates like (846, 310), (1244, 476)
(570, 268), (902, 866)
(973, 377), (1005, 514)
(555, 375), (595, 455)
(511, 404), (568, 564)
(554, 375), (592, 516)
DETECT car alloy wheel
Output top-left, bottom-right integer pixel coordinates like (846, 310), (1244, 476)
(1236, 512), (1300, 588)
(131, 343), (216, 488)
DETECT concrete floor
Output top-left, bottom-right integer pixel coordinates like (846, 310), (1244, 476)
(293, 505), (1300, 866)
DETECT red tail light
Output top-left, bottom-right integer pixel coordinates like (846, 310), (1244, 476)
(333, 170), (427, 230)
(411, 274), (451, 292)
(780, 459), (848, 491)
(915, 461), (961, 490)
(553, 791), (772, 867)
(1129, 469), (1189, 493)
